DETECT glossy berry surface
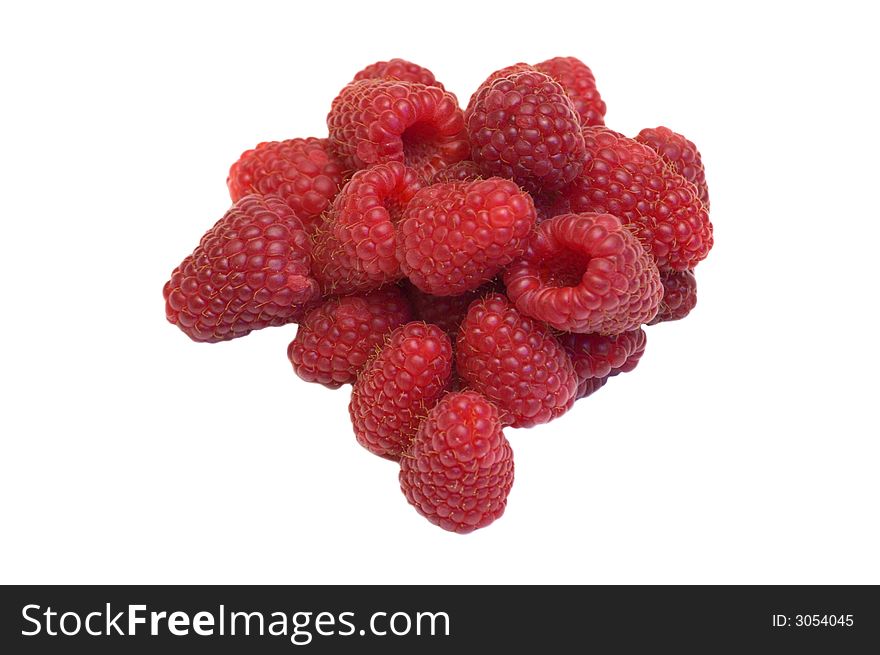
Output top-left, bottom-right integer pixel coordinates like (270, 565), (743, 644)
(397, 178), (536, 295)
(457, 293), (577, 428)
(535, 56), (606, 127)
(400, 390), (514, 534)
(227, 138), (345, 231)
(635, 126), (709, 209)
(163, 194), (320, 343)
(353, 58), (445, 90)
(504, 212), (661, 334)
(349, 322), (453, 460)
(649, 269), (698, 324)
(287, 287), (413, 388)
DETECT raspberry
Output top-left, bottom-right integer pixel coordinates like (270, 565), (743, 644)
(403, 279), (500, 337)
(164, 195), (320, 343)
(399, 390), (514, 533)
(350, 322), (453, 460)
(327, 79), (469, 181)
(558, 328), (646, 398)
(554, 127), (713, 271)
(649, 269), (697, 324)
(430, 160), (483, 184)
(312, 162), (422, 295)
(287, 287), (413, 388)
(465, 68), (586, 195)
(504, 212), (661, 334)
(456, 293), (577, 428)
(226, 138), (346, 231)
(396, 178), (536, 296)
(635, 126), (709, 210)
(575, 375), (609, 400)
(535, 56), (606, 127)
(353, 58), (445, 90)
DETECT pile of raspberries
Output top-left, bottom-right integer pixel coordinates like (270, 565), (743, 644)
(164, 57), (713, 534)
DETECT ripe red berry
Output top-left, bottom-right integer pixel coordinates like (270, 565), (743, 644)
(504, 212), (662, 334)
(575, 375), (609, 400)
(429, 159), (483, 184)
(287, 288), (413, 389)
(553, 127), (713, 271)
(312, 162), (422, 295)
(349, 322), (453, 460)
(456, 293), (577, 428)
(327, 79), (469, 181)
(353, 58), (445, 90)
(399, 390), (514, 534)
(649, 269), (698, 324)
(558, 329), (646, 399)
(635, 126), (709, 210)
(466, 68), (586, 195)
(164, 195), (321, 343)
(396, 178), (536, 296)
(535, 56), (606, 127)
(226, 138), (345, 231)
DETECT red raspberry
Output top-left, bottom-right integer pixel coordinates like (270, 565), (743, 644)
(649, 269), (698, 324)
(399, 390), (514, 534)
(226, 138), (345, 231)
(535, 56), (606, 127)
(396, 178), (536, 296)
(554, 127), (713, 271)
(312, 162), (422, 295)
(350, 322), (453, 460)
(575, 375), (609, 400)
(635, 126), (709, 210)
(327, 79), (469, 181)
(164, 195), (320, 343)
(353, 58), (445, 90)
(465, 68), (586, 195)
(430, 160), (483, 184)
(403, 279), (500, 337)
(456, 293), (577, 428)
(504, 213), (661, 334)
(287, 287), (413, 388)
(558, 328), (646, 398)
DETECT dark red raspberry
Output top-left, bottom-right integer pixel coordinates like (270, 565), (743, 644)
(430, 160), (483, 184)
(312, 162), (422, 295)
(403, 279), (499, 337)
(399, 390), (514, 534)
(649, 269), (698, 324)
(327, 79), (469, 181)
(466, 68), (586, 195)
(226, 138), (345, 231)
(554, 127), (713, 271)
(558, 329), (646, 398)
(635, 126), (709, 210)
(456, 293), (577, 428)
(353, 58), (445, 90)
(287, 288), (413, 388)
(575, 375), (609, 400)
(535, 56), (606, 127)
(396, 178), (536, 295)
(504, 212), (661, 334)
(350, 322), (453, 460)
(164, 195), (320, 343)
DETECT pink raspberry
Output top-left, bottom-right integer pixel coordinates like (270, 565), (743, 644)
(635, 126), (709, 210)
(353, 58), (445, 90)
(287, 288), (413, 388)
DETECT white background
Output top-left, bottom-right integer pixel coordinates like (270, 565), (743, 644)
(1, 0), (878, 584)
